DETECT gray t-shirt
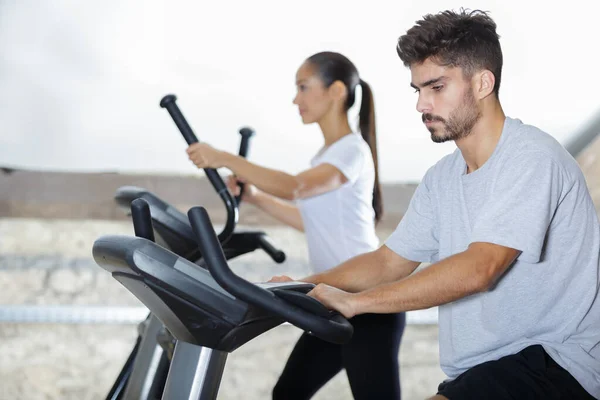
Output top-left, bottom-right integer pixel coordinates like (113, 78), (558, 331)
(386, 117), (600, 397)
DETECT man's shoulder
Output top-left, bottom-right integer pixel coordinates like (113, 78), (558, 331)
(498, 117), (587, 187)
(502, 117), (577, 168)
(504, 117), (567, 158)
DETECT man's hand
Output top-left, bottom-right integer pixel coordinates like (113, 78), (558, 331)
(186, 143), (228, 169)
(307, 284), (358, 319)
(268, 275), (294, 283)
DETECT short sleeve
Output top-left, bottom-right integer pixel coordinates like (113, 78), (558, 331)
(385, 167), (439, 263)
(317, 136), (366, 183)
(470, 151), (565, 263)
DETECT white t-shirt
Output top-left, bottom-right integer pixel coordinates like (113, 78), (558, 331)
(296, 132), (379, 273)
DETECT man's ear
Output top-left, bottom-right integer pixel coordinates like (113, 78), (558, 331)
(475, 70), (495, 99)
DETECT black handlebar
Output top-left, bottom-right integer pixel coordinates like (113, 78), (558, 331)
(237, 127), (254, 157)
(256, 233), (286, 263)
(187, 206), (353, 345)
(159, 94), (238, 244)
(236, 127), (255, 206)
(159, 95), (197, 146)
(131, 198), (155, 242)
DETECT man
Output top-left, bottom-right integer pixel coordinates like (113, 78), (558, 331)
(272, 9), (600, 399)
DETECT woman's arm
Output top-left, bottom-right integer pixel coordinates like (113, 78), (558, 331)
(187, 143), (348, 201)
(226, 175), (304, 231)
(251, 191), (304, 232)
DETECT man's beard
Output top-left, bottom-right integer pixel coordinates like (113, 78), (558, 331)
(422, 89), (481, 143)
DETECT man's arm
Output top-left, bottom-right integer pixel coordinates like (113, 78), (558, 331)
(299, 245), (421, 293)
(310, 242), (520, 318)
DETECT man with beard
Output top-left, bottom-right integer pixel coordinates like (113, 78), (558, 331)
(270, 8), (600, 400)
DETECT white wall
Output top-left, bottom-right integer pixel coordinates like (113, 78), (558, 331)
(1, 0), (598, 182)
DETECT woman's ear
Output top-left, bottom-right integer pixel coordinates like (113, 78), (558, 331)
(329, 80), (348, 102)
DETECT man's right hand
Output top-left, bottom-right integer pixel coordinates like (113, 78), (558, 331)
(268, 275), (294, 283)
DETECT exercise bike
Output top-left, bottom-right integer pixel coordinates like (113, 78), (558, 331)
(93, 199), (353, 400)
(105, 95), (286, 400)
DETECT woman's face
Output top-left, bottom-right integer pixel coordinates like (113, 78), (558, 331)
(292, 62), (335, 125)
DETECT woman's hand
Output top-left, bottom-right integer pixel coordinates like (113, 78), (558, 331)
(226, 175), (259, 204)
(186, 143), (229, 169)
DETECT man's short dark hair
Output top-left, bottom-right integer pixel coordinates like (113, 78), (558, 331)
(397, 9), (503, 96)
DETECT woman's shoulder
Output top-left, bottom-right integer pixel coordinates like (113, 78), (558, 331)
(323, 132), (369, 156)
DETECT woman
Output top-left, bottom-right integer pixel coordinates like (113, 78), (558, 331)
(187, 51), (405, 399)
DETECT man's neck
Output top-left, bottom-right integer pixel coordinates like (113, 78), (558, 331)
(456, 103), (506, 173)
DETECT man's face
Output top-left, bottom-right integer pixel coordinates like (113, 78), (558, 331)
(410, 58), (481, 143)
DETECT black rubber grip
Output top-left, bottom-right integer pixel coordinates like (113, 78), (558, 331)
(235, 127), (255, 206)
(159, 94), (198, 145)
(131, 198), (155, 242)
(256, 234), (286, 263)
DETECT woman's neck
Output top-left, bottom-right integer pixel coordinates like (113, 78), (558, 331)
(318, 112), (352, 146)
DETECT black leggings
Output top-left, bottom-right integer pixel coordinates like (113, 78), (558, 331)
(272, 312), (406, 400)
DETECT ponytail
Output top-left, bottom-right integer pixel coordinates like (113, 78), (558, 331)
(358, 79), (383, 224)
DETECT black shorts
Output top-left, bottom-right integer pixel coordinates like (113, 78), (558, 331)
(437, 345), (595, 399)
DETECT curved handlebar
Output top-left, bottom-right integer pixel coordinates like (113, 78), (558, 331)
(159, 94), (238, 244)
(187, 206), (353, 345)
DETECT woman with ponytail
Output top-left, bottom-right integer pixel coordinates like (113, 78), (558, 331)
(187, 51), (405, 399)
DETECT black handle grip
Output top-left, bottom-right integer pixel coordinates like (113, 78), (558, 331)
(159, 94), (238, 244)
(237, 127), (255, 158)
(131, 198), (155, 242)
(235, 127), (255, 206)
(159, 94), (199, 145)
(256, 233), (286, 263)
(188, 206), (353, 345)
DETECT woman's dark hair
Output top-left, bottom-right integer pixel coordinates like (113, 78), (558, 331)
(306, 51), (383, 224)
